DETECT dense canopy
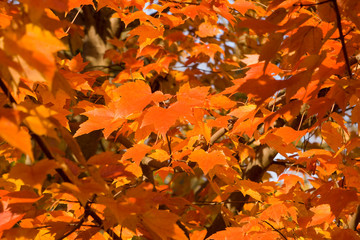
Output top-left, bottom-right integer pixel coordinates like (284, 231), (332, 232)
(0, 0), (360, 239)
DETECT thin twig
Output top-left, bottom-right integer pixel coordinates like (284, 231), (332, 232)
(330, 27), (355, 40)
(57, 195), (97, 240)
(203, 118), (237, 150)
(297, 111), (305, 131)
(263, 220), (288, 240)
(65, 5), (84, 34)
(331, 0), (352, 78)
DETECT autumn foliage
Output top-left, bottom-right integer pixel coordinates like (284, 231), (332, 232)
(1, 0), (360, 239)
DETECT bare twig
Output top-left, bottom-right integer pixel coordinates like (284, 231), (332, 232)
(203, 118), (236, 150)
(65, 5), (84, 34)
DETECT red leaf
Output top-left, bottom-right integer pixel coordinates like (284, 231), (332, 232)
(0, 201), (25, 233)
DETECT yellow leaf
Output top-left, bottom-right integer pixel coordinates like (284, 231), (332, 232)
(321, 121), (344, 151)
(4, 24), (65, 85)
(9, 160), (57, 190)
(197, 21), (221, 38)
(0, 109), (33, 159)
(148, 149), (170, 162)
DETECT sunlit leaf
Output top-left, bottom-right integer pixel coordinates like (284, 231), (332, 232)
(189, 149), (228, 175)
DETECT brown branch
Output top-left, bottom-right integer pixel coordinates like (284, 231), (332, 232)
(116, 135), (134, 148)
(202, 118), (236, 151)
(331, 0), (352, 78)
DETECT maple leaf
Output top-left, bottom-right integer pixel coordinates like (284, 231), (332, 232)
(232, 0), (258, 15)
(111, 80), (158, 117)
(321, 121), (344, 151)
(188, 149), (228, 175)
(67, 53), (89, 72)
(197, 21), (221, 38)
(237, 19), (279, 35)
(9, 160), (57, 189)
(282, 26), (323, 65)
(141, 105), (178, 138)
(0, 109), (33, 159)
(4, 24), (65, 87)
(2, 0), (360, 238)
(75, 80), (166, 138)
(317, 188), (358, 217)
(0, 200), (25, 234)
(260, 202), (298, 225)
(141, 209), (187, 240)
(141, 84), (209, 137)
(307, 204), (335, 227)
(120, 10), (162, 28)
(20, 0), (94, 12)
(331, 228), (360, 240)
(129, 24), (164, 51)
(74, 106), (126, 138)
(121, 144), (152, 165)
